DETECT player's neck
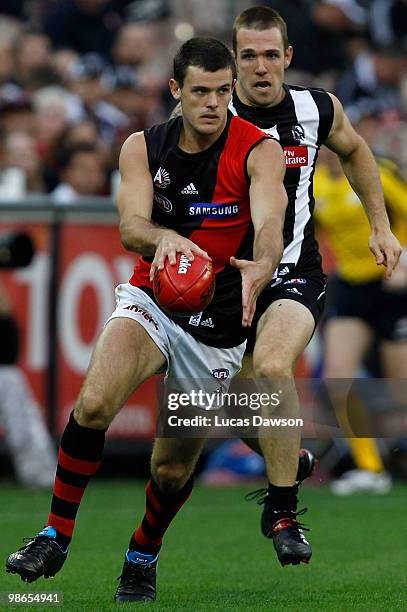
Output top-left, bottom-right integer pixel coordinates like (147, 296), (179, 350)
(235, 81), (286, 108)
(178, 119), (227, 154)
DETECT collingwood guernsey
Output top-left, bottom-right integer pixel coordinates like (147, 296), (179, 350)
(229, 85), (334, 276)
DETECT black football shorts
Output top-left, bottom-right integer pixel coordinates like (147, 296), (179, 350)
(325, 275), (407, 342)
(246, 269), (327, 353)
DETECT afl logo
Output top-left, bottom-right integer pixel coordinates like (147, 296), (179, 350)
(154, 192), (173, 213)
(291, 124), (305, 143)
(212, 368), (230, 380)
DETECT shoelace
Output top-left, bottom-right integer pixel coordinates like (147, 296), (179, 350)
(244, 487), (268, 504)
(244, 456), (314, 496)
(20, 536), (59, 558)
(245, 489), (310, 532)
(273, 509), (310, 535)
(117, 561), (154, 583)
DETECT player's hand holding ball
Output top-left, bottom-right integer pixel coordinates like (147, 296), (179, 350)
(151, 234), (214, 314)
(153, 252), (215, 314)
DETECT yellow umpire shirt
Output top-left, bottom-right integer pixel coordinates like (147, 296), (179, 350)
(314, 158), (407, 284)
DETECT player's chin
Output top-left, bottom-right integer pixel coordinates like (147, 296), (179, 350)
(250, 87), (276, 106)
(196, 121), (222, 134)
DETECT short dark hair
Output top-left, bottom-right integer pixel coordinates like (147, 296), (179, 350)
(173, 37), (236, 87)
(232, 6), (290, 54)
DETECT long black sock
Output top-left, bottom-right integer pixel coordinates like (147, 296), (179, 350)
(47, 412), (106, 549)
(129, 477), (194, 555)
(267, 483), (298, 516)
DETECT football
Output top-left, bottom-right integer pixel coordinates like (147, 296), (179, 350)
(153, 252), (215, 314)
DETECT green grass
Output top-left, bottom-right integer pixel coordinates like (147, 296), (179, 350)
(1, 481), (406, 611)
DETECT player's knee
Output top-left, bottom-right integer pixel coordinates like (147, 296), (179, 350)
(253, 357), (293, 379)
(74, 390), (115, 429)
(151, 460), (192, 492)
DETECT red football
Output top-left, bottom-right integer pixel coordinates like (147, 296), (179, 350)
(153, 252), (215, 314)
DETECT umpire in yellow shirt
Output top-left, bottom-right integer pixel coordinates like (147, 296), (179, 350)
(314, 146), (407, 494)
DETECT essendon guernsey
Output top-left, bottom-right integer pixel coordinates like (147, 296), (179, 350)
(129, 112), (269, 347)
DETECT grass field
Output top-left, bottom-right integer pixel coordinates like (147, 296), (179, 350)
(1, 481), (406, 611)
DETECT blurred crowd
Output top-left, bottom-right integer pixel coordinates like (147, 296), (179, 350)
(0, 0), (406, 201)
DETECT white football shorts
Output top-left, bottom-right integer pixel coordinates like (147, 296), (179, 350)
(106, 283), (246, 400)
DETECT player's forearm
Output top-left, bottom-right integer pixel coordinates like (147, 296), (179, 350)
(340, 140), (391, 232)
(253, 216), (284, 277)
(120, 215), (177, 256)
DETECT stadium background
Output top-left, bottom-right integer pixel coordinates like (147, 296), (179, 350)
(0, 2), (406, 609)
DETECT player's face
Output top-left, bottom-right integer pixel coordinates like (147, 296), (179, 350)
(170, 66), (234, 137)
(235, 27), (293, 107)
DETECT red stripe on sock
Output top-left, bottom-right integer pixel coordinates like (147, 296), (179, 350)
(54, 477), (84, 504)
(146, 506), (167, 528)
(145, 507), (155, 526)
(58, 448), (100, 476)
(146, 481), (166, 514)
(134, 525), (162, 550)
(148, 480), (192, 513)
(47, 514), (75, 537)
(145, 507), (174, 533)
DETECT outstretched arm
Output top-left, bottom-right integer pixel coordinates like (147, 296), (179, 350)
(117, 132), (209, 280)
(325, 94), (401, 278)
(231, 138), (287, 327)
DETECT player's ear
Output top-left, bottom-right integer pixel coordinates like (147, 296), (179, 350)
(284, 46), (293, 69)
(169, 78), (181, 101)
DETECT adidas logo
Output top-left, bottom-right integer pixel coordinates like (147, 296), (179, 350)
(181, 182), (198, 195)
(286, 287), (302, 296)
(279, 266), (290, 276)
(201, 317), (214, 328)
